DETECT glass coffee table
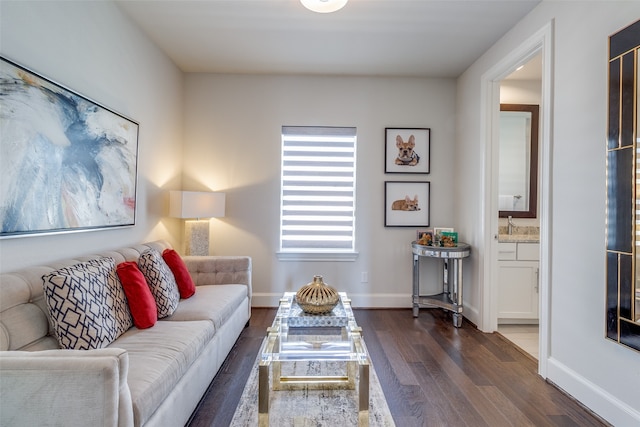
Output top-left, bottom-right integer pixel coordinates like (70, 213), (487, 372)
(258, 292), (370, 426)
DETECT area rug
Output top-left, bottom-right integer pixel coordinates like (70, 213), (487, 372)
(230, 348), (396, 426)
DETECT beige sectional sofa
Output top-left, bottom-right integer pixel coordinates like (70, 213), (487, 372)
(0, 240), (252, 427)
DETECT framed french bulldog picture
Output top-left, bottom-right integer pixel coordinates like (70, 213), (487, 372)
(385, 181), (430, 227)
(385, 128), (430, 174)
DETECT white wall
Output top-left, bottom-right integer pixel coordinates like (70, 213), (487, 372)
(501, 80), (542, 105)
(456, 2), (640, 425)
(0, 0), (184, 272)
(184, 74), (457, 307)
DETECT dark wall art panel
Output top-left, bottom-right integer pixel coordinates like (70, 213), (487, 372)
(605, 19), (640, 352)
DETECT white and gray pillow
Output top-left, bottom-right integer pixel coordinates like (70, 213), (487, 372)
(137, 249), (180, 318)
(42, 257), (132, 350)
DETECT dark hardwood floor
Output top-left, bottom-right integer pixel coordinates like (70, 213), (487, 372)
(186, 308), (608, 427)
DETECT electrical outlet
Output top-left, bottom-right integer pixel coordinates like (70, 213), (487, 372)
(361, 271), (368, 283)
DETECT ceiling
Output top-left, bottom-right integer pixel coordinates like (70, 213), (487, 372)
(115, 0), (541, 78)
(504, 52), (542, 81)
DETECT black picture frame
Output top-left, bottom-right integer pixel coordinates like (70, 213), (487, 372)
(385, 128), (430, 174)
(384, 181), (430, 227)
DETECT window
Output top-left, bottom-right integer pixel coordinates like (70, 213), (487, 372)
(279, 126), (357, 258)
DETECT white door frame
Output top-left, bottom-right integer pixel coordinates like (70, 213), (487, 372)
(480, 21), (553, 377)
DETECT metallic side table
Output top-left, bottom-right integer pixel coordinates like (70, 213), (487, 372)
(412, 242), (471, 327)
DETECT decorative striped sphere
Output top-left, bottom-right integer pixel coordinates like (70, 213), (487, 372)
(296, 275), (339, 314)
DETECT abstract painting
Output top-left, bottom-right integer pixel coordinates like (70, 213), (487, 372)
(0, 57), (139, 238)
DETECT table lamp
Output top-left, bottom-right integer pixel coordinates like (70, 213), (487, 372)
(169, 191), (225, 255)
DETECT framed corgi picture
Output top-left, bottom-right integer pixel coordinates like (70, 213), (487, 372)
(385, 128), (430, 174)
(385, 181), (430, 227)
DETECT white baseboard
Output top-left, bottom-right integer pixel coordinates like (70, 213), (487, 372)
(252, 292), (413, 308)
(463, 303), (480, 326)
(252, 293), (482, 321)
(546, 357), (640, 426)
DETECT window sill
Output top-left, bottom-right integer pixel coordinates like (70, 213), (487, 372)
(276, 251), (359, 262)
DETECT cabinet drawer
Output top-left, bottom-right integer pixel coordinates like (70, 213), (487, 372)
(498, 243), (517, 260)
(517, 243), (540, 261)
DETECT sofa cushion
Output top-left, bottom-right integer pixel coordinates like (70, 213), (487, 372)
(162, 249), (196, 299)
(162, 284), (247, 331)
(116, 262), (157, 329)
(109, 320), (214, 426)
(42, 257), (132, 350)
(137, 249), (180, 319)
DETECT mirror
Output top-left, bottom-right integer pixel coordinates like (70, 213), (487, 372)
(606, 18), (640, 352)
(498, 104), (539, 218)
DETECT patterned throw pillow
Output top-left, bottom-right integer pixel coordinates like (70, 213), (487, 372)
(105, 262), (134, 336)
(138, 249), (180, 318)
(42, 257), (132, 350)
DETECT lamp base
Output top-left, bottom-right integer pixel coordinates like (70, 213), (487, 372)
(185, 220), (210, 256)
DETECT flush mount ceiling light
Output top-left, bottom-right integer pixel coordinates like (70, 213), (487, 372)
(300, 0), (348, 13)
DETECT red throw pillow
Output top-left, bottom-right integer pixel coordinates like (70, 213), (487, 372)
(162, 249), (196, 299)
(116, 261), (157, 329)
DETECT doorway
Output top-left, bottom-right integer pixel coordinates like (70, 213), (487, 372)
(481, 23), (553, 377)
(496, 53), (542, 359)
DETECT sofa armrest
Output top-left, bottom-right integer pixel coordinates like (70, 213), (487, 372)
(0, 348), (133, 427)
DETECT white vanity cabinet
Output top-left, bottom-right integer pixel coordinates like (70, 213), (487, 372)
(497, 242), (539, 322)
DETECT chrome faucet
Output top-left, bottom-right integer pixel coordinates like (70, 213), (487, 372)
(507, 215), (515, 235)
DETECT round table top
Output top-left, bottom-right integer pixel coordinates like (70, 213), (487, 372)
(411, 241), (471, 258)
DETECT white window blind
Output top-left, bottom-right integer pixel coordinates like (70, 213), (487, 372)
(280, 126), (356, 252)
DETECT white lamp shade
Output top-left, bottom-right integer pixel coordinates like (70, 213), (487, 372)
(169, 191), (225, 219)
(300, 0), (348, 13)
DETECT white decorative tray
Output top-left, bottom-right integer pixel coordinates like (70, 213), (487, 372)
(287, 299), (348, 327)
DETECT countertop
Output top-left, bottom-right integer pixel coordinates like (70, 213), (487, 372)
(498, 234), (540, 243)
(498, 225), (539, 243)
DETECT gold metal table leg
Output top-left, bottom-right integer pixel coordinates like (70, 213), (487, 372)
(358, 361), (369, 426)
(258, 361), (269, 426)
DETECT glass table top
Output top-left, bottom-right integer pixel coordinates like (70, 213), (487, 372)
(260, 291), (368, 363)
